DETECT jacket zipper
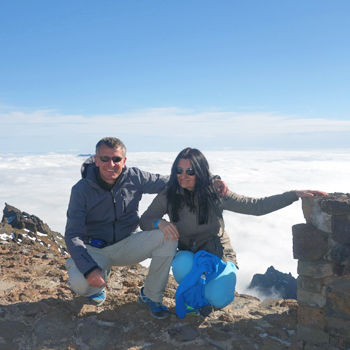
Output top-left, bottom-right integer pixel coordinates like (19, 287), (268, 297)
(111, 190), (117, 244)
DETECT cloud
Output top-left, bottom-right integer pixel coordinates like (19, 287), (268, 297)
(1, 150), (349, 293)
(1, 107), (350, 153)
(2, 107), (350, 136)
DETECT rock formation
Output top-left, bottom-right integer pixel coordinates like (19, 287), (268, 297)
(248, 266), (297, 300)
(0, 204), (299, 350)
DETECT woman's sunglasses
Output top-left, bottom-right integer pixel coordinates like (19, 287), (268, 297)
(176, 167), (195, 176)
(99, 156), (124, 163)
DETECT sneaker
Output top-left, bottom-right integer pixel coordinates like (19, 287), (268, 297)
(185, 304), (199, 316)
(137, 287), (170, 319)
(88, 289), (106, 306)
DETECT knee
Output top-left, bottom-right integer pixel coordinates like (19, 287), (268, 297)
(67, 274), (91, 296)
(172, 251), (195, 284)
(204, 262), (237, 308)
(154, 229), (178, 253)
(66, 262), (90, 296)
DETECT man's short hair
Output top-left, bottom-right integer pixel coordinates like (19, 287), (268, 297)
(95, 137), (127, 157)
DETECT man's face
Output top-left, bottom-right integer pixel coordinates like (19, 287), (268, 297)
(94, 144), (127, 184)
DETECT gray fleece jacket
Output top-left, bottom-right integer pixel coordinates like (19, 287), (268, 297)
(65, 157), (168, 276)
(140, 188), (299, 267)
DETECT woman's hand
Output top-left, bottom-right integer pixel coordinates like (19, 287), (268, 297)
(158, 220), (180, 242)
(295, 190), (328, 198)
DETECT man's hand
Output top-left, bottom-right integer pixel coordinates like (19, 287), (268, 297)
(86, 269), (108, 288)
(295, 190), (328, 198)
(158, 220), (179, 242)
(214, 179), (229, 197)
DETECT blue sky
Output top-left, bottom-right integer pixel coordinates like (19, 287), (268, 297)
(1, 1), (349, 153)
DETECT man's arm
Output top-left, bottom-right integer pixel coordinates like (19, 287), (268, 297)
(65, 184), (101, 278)
(135, 169), (169, 194)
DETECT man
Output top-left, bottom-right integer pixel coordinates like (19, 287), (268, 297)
(65, 137), (227, 319)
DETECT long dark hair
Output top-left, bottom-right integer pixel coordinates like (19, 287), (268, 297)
(166, 148), (221, 225)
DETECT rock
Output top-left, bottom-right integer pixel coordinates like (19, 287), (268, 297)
(168, 325), (200, 341)
(0, 281), (16, 291)
(248, 266), (297, 300)
(292, 224), (328, 261)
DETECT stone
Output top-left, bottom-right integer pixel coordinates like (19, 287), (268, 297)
(325, 316), (350, 340)
(34, 314), (75, 344)
(324, 279), (350, 321)
(0, 320), (27, 342)
(302, 197), (332, 233)
(298, 260), (333, 279)
(302, 197), (314, 224)
(33, 279), (60, 289)
(208, 339), (228, 350)
(43, 253), (55, 259)
(75, 318), (119, 350)
(168, 325), (199, 341)
(342, 260), (350, 276)
(321, 198), (350, 215)
(297, 289), (327, 308)
(19, 289), (38, 302)
(328, 243), (350, 264)
(297, 324), (330, 345)
(292, 224), (328, 261)
(297, 275), (323, 293)
(297, 306), (325, 329)
(0, 281), (16, 291)
(109, 281), (123, 290)
(331, 215), (350, 244)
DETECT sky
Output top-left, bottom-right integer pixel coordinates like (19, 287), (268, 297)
(1, 150), (349, 295)
(1, 1), (350, 153)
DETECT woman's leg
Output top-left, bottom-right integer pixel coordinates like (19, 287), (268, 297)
(204, 261), (237, 308)
(172, 251), (237, 309)
(171, 250), (195, 284)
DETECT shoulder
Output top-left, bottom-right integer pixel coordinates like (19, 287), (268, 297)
(124, 167), (154, 177)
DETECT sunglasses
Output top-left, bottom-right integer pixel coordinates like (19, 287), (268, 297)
(176, 167), (195, 176)
(98, 156), (124, 163)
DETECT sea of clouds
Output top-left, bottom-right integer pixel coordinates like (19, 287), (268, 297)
(1, 149), (349, 295)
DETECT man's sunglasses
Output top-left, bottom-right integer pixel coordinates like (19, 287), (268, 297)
(176, 167), (195, 176)
(99, 156), (124, 163)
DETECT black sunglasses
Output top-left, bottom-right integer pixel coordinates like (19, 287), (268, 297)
(176, 167), (195, 176)
(99, 156), (124, 163)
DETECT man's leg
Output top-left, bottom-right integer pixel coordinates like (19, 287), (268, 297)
(65, 247), (111, 297)
(103, 229), (178, 303)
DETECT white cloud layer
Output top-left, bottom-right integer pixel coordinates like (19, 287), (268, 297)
(1, 149), (349, 295)
(1, 108), (350, 153)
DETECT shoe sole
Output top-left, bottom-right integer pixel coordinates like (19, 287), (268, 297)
(87, 298), (106, 307)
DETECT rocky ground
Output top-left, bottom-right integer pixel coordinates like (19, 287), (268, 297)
(0, 204), (301, 350)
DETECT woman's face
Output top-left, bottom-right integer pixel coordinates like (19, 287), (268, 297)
(177, 158), (196, 191)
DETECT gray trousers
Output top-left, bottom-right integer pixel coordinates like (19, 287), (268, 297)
(66, 229), (178, 302)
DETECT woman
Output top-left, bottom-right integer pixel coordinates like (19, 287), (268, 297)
(139, 148), (326, 316)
